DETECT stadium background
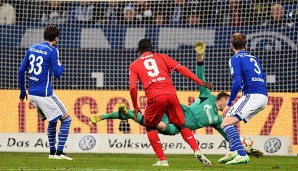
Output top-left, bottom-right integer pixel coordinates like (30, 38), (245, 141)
(0, 0), (297, 154)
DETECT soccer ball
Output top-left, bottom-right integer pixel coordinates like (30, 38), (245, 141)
(242, 137), (254, 152)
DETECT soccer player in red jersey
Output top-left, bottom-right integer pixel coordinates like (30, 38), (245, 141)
(129, 39), (214, 167)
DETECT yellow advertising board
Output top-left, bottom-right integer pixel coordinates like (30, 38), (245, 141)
(0, 90), (297, 153)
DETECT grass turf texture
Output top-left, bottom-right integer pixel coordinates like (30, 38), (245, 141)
(0, 153), (297, 171)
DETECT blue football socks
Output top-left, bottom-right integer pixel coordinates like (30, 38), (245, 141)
(223, 124), (246, 156)
(47, 121), (57, 155)
(56, 116), (72, 155)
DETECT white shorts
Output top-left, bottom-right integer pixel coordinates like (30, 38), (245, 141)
(29, 93), (67, 122)
(227, 94), (268, 123)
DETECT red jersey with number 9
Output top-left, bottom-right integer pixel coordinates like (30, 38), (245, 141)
(129, 52), (180, 99)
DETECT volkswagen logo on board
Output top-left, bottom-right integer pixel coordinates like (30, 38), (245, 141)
(264, 138), (281, 153)
(79, 135), (96, 150)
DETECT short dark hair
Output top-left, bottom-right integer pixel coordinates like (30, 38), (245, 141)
(216, 91), (230, 101)
(44, 25), (60, 42)
(231, 33), (247, 50)
(138, 39), (152, 54)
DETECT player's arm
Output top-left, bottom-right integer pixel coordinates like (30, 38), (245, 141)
(162, 55), (214, 89)
(18, 50), (30, 100)
(177, 65), (214, 90)
(196, 63), (212, 97)
(51, 49), (64, 78)
(194, 41), (213, 97)
(129, 65), (141, 117)
(227, 57), (242, 106)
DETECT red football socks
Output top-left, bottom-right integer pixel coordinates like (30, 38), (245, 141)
(180, 128), (199, 151)
(147, 130), (166, 160)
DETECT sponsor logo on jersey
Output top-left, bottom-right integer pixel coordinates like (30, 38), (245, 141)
(251, 77), (265, 82)
(29, 76), (39, 81)
(204, 104), (213, 124)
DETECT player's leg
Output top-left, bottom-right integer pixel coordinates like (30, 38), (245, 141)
(212, 123), (239, 163)
(91, 111), (131, 123)
(146, 126), (169, 166)
(56, 113), (72, 160)
(219, 95), (247, 164)
(224, 94), (268, 165)
(144, 95), (168, 166)
(29, 95), (59, 158)
(218, 117), (241, 164)
(219, 94), (261, 164)
(43, 94), (72, 160)
(167, 95), (211, 166)
(157, 122), (180, 135)
(91, 110), (145, 126)
(47, 120), (58, 158)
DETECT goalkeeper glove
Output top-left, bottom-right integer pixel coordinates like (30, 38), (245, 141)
(194, 41), (206, 62)
(246, 148), (264, 158)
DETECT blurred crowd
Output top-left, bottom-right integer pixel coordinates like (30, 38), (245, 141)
(0, 0), (297, 28)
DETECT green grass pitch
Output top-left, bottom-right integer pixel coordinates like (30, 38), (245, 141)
(0, 152), (297, 171)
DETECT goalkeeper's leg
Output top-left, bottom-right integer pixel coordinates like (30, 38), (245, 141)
(91, 111), (119, 123)
(157, 122), (179, 135)
(90, 110), (180, 136)
(90, 110), (144, 125)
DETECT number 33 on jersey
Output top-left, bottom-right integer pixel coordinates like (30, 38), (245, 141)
(19, 42), (64, 97)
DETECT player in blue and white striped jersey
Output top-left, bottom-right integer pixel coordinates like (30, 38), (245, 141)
(18, 25), (72, 160)
(218, 33), (268, 165)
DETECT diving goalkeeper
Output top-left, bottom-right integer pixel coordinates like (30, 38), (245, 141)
(90, 42), (262, 157)
(91, 41), (228, 140)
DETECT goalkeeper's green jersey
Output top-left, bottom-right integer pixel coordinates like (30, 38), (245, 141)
(161, 64), (222, 130)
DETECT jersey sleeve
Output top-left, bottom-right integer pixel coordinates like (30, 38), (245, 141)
(196, 63), (212, 97)
(162, 54), (180, 72)
(129, 64), (138, 84)
(51, 48), (64, 78)
(229, 57), (241, 78)
(228, 57), (242, 106)
(18, 49), (30, 91)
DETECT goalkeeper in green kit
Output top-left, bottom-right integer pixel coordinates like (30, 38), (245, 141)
(90, 42), (262, 157)
(91, 41), (228, 139)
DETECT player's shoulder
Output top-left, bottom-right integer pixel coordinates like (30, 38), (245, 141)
(244, 53), (258, 59)
(32, 42), (56, 53)
(129, 58), (140, 68)
(230, 52), (245, 62)
(154, 52), (169, 58)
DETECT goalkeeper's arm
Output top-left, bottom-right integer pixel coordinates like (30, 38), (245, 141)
(194, 41), (213, 97)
